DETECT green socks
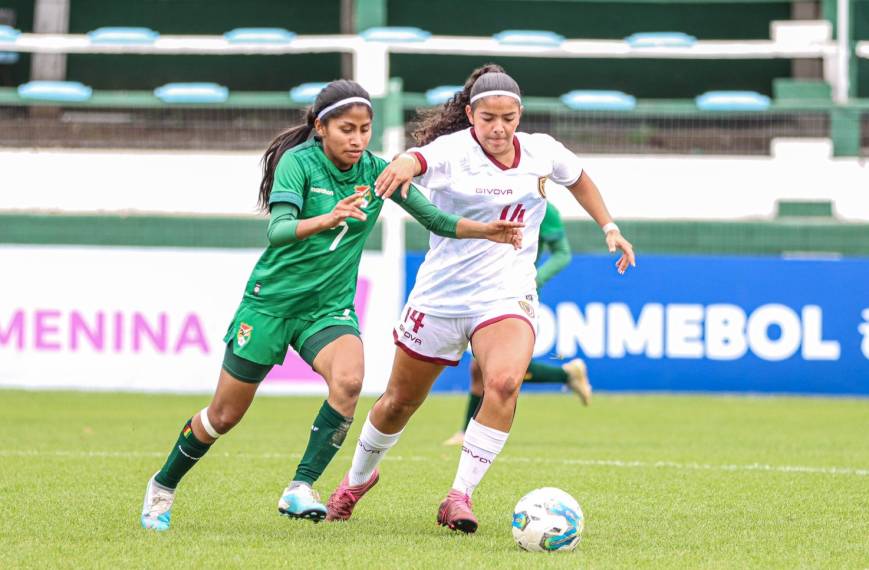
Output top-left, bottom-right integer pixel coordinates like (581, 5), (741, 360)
(462, 393), (483, 431)
(293, 400), (353, 485)
(154, 418), (212, 489)
(523, 361), (569, 384)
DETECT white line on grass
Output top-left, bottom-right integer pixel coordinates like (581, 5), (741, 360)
(2, 449), (866, 477)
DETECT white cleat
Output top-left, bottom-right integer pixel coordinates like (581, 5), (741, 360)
(141, 472), (175, 531)
(278, 483), (327, 522)
(563, 358), (592, 406)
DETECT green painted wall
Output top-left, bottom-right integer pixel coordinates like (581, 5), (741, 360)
(3, 214), (864, 257)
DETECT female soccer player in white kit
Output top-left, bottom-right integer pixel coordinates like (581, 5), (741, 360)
(325, 64), (636, 533)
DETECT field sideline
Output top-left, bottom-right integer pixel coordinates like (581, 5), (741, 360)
(1, 390), (867, 569)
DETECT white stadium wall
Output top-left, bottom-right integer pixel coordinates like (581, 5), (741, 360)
(2, 146), (867, 220)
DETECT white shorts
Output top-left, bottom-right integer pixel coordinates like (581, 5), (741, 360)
(392, 295), (539, 366)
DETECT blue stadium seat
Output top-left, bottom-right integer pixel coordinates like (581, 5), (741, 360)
(493, 30), (565, 47)
(17, 81), (93, 102)
(0, 24), (20, 42)
(360, 27), (431, 42)
(425, 85), (463, 105)
(87, 27), (159, 45)
(223, 28), (296, 44)
(0, 25), (20, 64)
(560, 90), (637, 111)
(624, 32), (696, 48)
(289, 82), (328, 104)
(695, 91), (771, 111)
(153, 83), (229, 104)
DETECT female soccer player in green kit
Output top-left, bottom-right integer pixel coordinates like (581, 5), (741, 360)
(140, 79), (523, 531)
(443, 201), (592, 447)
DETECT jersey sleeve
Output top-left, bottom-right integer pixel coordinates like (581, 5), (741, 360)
(269, 151), (307, 210)
(543, 134), (583, 187)
(407, 135), (454, 191)
(392, 186), (459, 238)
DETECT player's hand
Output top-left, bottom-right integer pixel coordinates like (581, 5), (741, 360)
(482, 220), (524, 250)
(375, 154), (417, 200)
(327, 194), (367, 227)
(606, 230), (636, 275)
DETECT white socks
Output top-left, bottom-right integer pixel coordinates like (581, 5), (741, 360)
(348, 415), (403, 486)
(451, 419), (509, 497)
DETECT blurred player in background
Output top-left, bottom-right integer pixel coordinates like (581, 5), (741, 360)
(326, 64), (634, 533)
(443, 201), (591, 448)
(139, 79), (523, 531)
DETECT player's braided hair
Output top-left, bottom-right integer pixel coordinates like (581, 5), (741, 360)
(411, 63), (521, 146)
(258, 79), (372, 211)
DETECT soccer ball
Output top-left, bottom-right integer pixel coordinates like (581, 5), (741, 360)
(511, 487), (584, 553)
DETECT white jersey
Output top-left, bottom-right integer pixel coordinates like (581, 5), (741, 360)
(407, 128), (583, 317)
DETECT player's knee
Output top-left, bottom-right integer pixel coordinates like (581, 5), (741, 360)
(209, 406), (245, 434)
(379, 394), (421, 422)
(485, 372), (522, 402)
(331, 371), (363, 402)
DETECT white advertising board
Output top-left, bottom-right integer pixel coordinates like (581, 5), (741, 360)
(0, 246), (401, 395)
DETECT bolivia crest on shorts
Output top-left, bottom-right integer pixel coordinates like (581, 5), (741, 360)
(355, 185), (372, 208)
(537, 176), (547, 198)
(519, 300), (535, 318)
(237, 323), (253, 347)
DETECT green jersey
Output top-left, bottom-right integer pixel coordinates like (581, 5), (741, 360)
(241, 139), (452, 319)
(535, 202), (572, 287)
(538, 202), (566, 245)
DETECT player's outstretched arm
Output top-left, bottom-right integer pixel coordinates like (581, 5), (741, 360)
(455, 219), (523, 250)
(394, 186), (523, 249)
(567, 172), (636, 274)
(267, 194), (366, 246)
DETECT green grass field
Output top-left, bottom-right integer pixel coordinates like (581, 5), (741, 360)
(1, 389), (867, 569)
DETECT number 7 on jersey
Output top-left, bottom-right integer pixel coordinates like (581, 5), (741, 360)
(328, 221), (349, 251)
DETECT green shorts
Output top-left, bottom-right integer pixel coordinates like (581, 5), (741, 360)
(221, 303), (360, 383)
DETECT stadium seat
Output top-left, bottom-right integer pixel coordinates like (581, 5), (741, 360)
(153, 82), (229, 104)
(223, 28), (296, 44)
(289, 82), (328, 104)
(492, 30), (565, 47)
(0, 24), (19, 41)
(87, 27), (159, 45)
(0, 24), (18, 66)
(360, 27), (430, 42)
(695, 91), (771, 111)
(17, 81), (93, 102)
(624, 32), (696, 48)
(425, 85), (463, 105)
(560, 90), (637, 111)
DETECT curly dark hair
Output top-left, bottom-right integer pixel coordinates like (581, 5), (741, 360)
(411, 63), (517, 146)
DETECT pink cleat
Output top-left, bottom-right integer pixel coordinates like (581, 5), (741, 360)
(325, 470), (379, 522)
(437, 489), (478, 534)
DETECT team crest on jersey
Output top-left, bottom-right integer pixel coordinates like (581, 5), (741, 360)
(237, 323), (253, 347)
(518, 301), (535, 318)
(355, 185), (372, 208)
(537, 176), (548, 198)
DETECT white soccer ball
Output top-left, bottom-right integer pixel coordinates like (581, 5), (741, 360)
(511, 487), (584, 553)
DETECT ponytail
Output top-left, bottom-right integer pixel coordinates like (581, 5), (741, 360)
(411, 63), (506, 146)
(258, 107), (316, 211)
(257, 79), (372, 211)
